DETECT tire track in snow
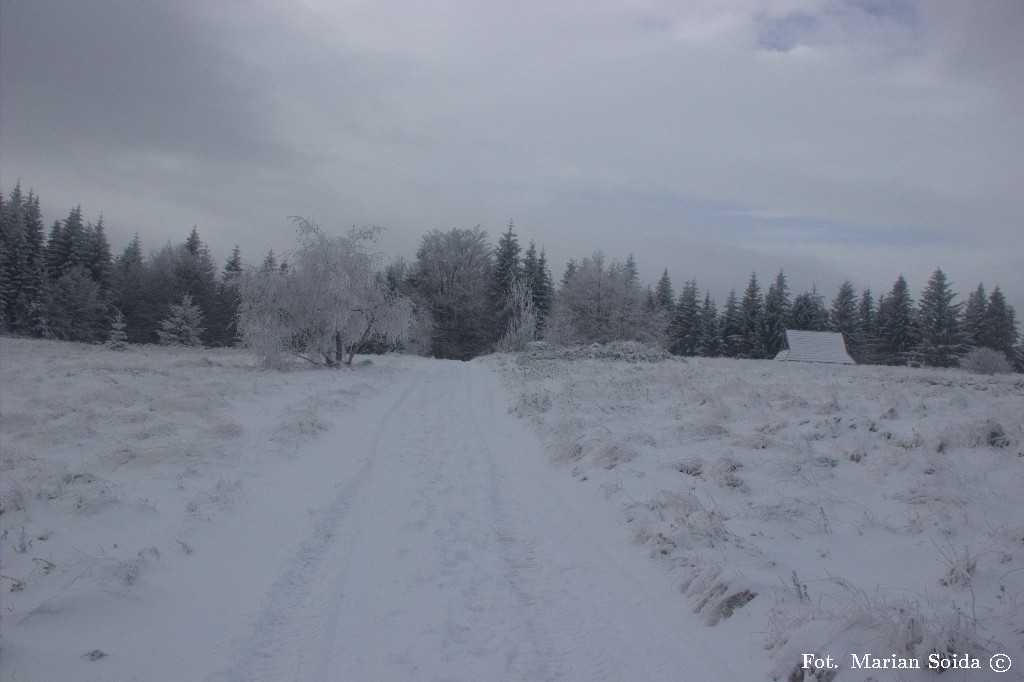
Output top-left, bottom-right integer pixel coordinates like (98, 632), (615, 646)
(219, 360), (737, 681)
(312, 362), (538, 680)
(217, 370), (427, 682)
(467, 366), (626, 681)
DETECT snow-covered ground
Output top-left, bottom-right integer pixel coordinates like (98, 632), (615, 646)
(1, 337), (1022, 681)
(489, 344), (1024, 681)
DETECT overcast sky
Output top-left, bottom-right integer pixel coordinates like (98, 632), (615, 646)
(2, 0), (1022, 310)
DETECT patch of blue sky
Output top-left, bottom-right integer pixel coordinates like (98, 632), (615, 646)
(756, 1), (921, 53)
(845, 0), (918, 23)
(718, 210), (969, 248)
(543, 183), (967, 250)
(757, 13), (818, 52)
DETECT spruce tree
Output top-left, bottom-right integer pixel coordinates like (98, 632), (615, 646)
(761, 269), (791, 356)
(490, 221), (523, 341)
(207, 245), (243, 346)
(790, 287), (829, 331)
(876, 275), (917, 365)
(534, 248), (554, 328)
(84, 216), (113, 290)
(697, 293), (720, 357)
(739, 273), (764, 358)
(112, 234), (151, 343)
(623, 254), (639, 286)
(46, 206), (86, 279)
(979, 287), (1019, 358)
(830, 280), (859, 345)
(16, 191), (48, 335)
(40, 206), (110, 341)
(670, 279), (701, 355)
(522, 241), (553, 334)
(107, 309), (129, 350)
(720, 289), (743, 358)
(0, 185), (27, 328)
(654, 268), (674, 312)
(856, 289), (877, 363)
(45, 266), (108, 342)
(561, 259), (577, 287)
(173, 227), (217, 343)
(962, 283), (988, 348)
(915, 268), (966, 367)
(158, 293), (205, 347)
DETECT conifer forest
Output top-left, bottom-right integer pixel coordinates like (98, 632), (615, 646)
(1, 184), (1020, 372)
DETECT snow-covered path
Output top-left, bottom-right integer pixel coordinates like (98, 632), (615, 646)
(219, 359), (734, 681)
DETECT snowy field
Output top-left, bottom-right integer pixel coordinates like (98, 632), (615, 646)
(2, 337), (1022, 681)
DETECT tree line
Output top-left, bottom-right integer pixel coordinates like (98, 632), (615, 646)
(1, 184), (1020, 371)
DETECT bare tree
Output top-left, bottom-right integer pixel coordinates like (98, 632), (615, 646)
(495, 276), (537, 352)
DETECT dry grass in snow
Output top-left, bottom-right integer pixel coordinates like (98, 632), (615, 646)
(490, 349), (1024, 681)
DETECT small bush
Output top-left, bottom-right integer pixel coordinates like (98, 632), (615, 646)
(960, 347), (1014, 375)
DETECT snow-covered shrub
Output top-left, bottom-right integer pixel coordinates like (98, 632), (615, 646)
(960, 346), (1014, 374)
(520, 340), (671, 363)
(936, 418), (1015, 451)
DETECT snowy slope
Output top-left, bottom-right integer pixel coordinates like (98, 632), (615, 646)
(2, 338), (753, 681)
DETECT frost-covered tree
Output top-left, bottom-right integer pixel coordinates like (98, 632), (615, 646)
(495, 276), (537, 352)
(413, 226), (493, 359)
(158, 293), (205, 347)
(548, 251), (664, 346)
(915, 268), (966, 367)
(43, 265), (108, 342)
(106, 309), (129, 350)
(238, 220), (412, 367)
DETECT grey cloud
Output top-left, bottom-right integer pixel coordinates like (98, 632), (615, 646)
(1, 0), (1021, 312)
